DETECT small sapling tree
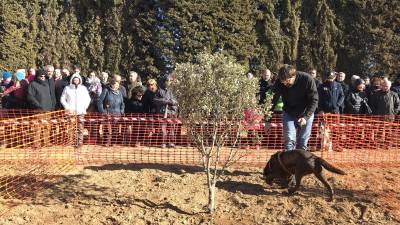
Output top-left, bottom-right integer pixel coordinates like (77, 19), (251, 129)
(172, 52), (272, 213)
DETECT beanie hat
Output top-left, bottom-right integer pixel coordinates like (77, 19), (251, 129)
(16, 71), (25, 81)
(2, 71), (12, 80)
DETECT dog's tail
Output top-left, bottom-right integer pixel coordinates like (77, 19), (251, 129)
(318, 158), (346, 175)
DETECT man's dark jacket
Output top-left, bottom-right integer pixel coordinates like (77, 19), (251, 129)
(27, 77), (56, 111)
(272, 71), (318, 119)
(318, 81), (344, 114)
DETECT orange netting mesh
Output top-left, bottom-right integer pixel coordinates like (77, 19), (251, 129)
(0, 110), (400, 215)
(0, 110), (76, 215)
(1, 111), (398, 166)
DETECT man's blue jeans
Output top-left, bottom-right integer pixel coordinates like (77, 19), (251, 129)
(283, 112), (314, 151)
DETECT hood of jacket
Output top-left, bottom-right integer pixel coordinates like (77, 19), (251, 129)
(70, 73), (83, 86)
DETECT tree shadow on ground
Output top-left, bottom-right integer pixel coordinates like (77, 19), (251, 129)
(127, 198), (195, 215)
(2, 172), (197, 215)
(84, 163), (256, 176)
(216, 180), (282, 196)
(216, 179), (381, 207)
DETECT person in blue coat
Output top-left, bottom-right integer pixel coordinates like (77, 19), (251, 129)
(97, 79), (125, 146)
(318, 71), (344, 114)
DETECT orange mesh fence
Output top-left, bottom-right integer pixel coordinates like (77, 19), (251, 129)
(62, 113), (398, 167)
(0, 110), (76, 215)
(1, 111), (400, 215)
(319, 113), (400, 165)
(0, 109), (43, 120)
(1, 112), (399, 167)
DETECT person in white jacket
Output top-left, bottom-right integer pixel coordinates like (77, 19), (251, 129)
(60, 73), (91, 147)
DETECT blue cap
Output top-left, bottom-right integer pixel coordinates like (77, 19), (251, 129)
(2, 71), (12, 79)
(16, 71), (25, 81)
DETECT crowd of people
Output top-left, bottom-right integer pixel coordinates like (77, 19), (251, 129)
(0, 65), (178, 116)
(1, 65), (399, 150)
(255, 66), (399, 151)
(0, 65), (177, 148)
(258, 67), (400, 117)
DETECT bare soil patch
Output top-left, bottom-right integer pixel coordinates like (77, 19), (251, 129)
(0, 164), (399, 225)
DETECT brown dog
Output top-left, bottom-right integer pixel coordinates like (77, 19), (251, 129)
(263, 150), (346, 201)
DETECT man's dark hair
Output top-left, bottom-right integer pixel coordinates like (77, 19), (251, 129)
(277, 64), (296, 81)
(131, 86), (145, 99)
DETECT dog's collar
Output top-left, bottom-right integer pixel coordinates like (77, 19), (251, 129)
(277, 151), (291, 175)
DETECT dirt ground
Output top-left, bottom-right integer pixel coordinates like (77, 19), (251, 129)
(0, 163), (399, 225)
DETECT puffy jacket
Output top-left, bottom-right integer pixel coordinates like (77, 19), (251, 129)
(60, 74), (91, 115)
(345, 90), (370, 114)
(153, 87), (178, 115)
(318, 81), (344, 114)
(369, 90), (400, 116)
(97, 86), (125, 115)
(27, 76), (56, 111)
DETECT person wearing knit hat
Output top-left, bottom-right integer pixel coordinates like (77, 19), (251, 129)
(27, 70), (56, 111)
(1, 72), (13, 92)
(1, 71), (29, 109)
(15, 71), (25, 81)
(2, 71), (12, 80)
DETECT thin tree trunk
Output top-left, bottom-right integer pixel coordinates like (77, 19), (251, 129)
(208, 180), (216, 213)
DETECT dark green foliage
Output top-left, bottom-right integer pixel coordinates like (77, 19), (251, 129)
(0, 0), (398, 80)
(0, 1), (36, 70)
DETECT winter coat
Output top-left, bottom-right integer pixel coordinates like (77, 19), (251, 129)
(60, 74), (91, 115)
(1, 79), (29, 109)
(391, 84), (400, 96)
(97, 86), (125, 115)
(142, 90), (157, 114)
(125, 99), (144, 114)
(272, 71), (318, 120)
(369, 90), (400, 116)
(153, 87), (178, 115)
(318, 81), (344, 114)
(345, 90), (371, 114)
(258, 79), (274, 104)
(27, 76), (56, 111)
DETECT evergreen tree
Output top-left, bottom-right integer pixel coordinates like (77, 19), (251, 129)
(35, 0), (61, 67)
(168, 0), (260, 67)
(102, 3), (123, 75)
(254, 0), (284, 71)
(81, 13), (104, 72)
(297, 0), (339, 73)
(0, 0), (398, 79)
(55, 2), (82, 70)
(0, 1), (35, 70)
